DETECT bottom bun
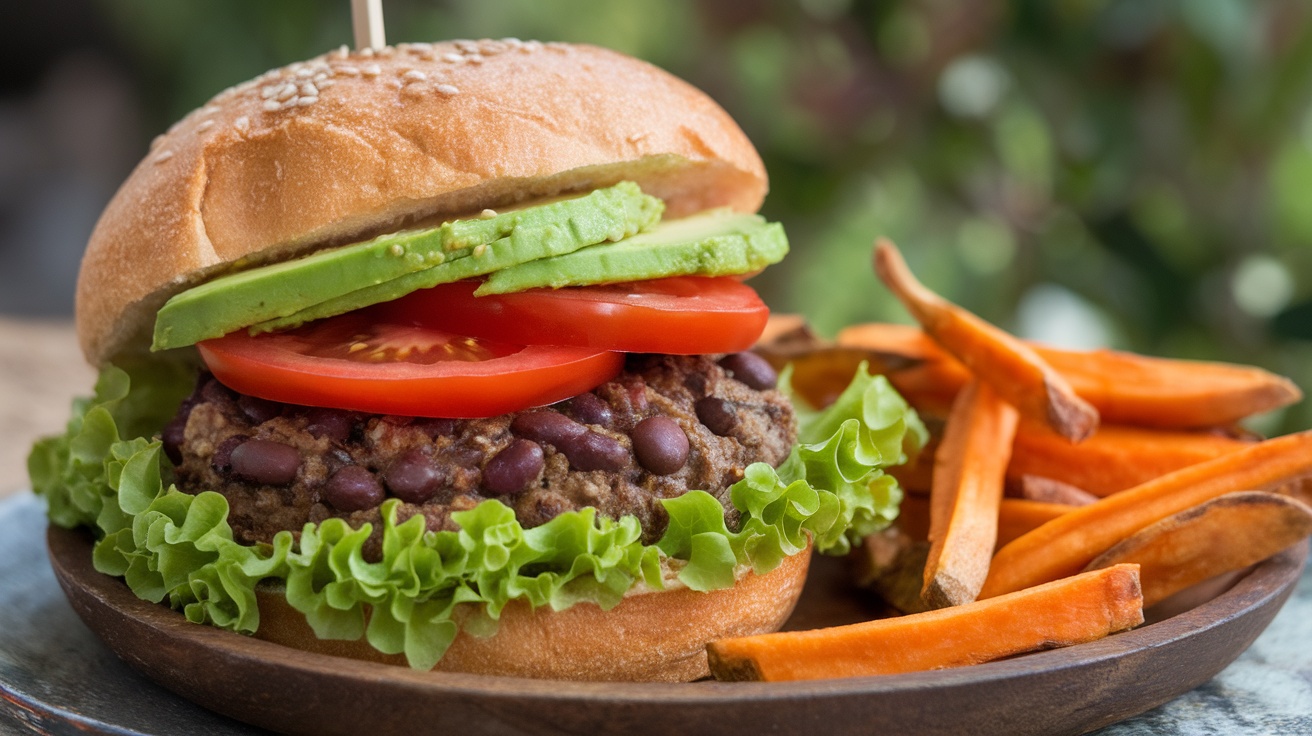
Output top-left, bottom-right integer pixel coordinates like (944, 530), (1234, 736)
(254, 544), (811, 682)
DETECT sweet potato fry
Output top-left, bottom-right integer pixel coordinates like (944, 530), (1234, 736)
(1009, 421), (1254, 497)
(858, 528), (932, 615)
(707, 564), (1143, 682)
(996, 499), (1074, 549)
(873, 240), (1099, 442)
(1085, 492), (1312, 608)
(1012, 475), (1098, 506)
(980, 430), (1312, 598)
(836, 323), (1302, 428)
(922, 381), (1019, 608)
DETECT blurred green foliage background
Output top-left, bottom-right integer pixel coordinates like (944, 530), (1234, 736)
(8, 0), (1312, 432)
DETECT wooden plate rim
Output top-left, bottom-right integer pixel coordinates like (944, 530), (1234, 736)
(46, 524), (1307, 703)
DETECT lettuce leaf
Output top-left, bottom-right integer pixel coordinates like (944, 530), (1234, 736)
(30, 360), (923, 669)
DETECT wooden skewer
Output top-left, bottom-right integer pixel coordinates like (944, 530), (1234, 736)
(351, 0), (386, 51)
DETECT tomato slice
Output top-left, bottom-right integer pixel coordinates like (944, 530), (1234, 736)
(197, 312), (624, 418)
(375, 277), (770, 354)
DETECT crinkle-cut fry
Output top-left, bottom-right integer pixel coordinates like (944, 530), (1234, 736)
(922, 381), (1018, 609)
(997, 499), (1074, 549)
(835, 323), (1302, 429)
(1086, 492), (1312, 608)
(1012, 475), (1099, 506)
(873, 240), (1099, 442)
(707, 564), (1143, 682)
(1010, 420), (1255, 497)
(980, 430), (1312, 598)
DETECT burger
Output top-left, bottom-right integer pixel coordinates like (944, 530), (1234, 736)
(31, 40), (924, 682)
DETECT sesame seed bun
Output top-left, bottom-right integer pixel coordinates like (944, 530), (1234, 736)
(254, 544), (811, 682)
(75, 40), (767, 366)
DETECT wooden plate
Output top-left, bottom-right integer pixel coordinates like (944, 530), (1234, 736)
(47, 525), (1306, 736)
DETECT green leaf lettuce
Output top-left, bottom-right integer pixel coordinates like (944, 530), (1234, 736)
(30, 360), (923, 669)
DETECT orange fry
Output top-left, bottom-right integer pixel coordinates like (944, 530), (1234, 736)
(707, 564), (1143, 682)
(922, 381), (1019, 608)
(1012, 475), (1098, 506)
(996, 499), (1074, 549)
(1010, 421), (1254, 497)
(1086, 492), (1312, 607)
(873, 240), (1098, 442)
(836, 323), (1301, 429)
(980, 430), (1312, 598)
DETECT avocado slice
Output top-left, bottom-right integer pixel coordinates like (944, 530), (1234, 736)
(152, 182), (663, 350)
(474, 210), (788, 295)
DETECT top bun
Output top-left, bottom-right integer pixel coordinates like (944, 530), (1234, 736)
(76, 40), (767, 366)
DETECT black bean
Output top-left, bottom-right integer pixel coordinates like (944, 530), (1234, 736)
(304, 408), (354, 442)
(568, 393), (614, 427)
(229, 439), (301, 485)
(482, 439), (544, 496)
(323, 466), (384, 512)
(237, 394), (282, 425)
(560, 431), (629, 472)
(512, 411), (585, 447)
(414, 417), (459, 437)
(161, 414), (188, 465)
(718, 352), (777, 391)
(683, 371), (709, 396)
(696, 397), (740, 436)
(632, 417), (689, 476)
(201, 378), (236, 404)
(211, 434), (248, 473)
(383, 449), (445, 504)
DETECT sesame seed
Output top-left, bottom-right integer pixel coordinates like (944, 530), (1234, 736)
(402, 70), (427, 82)
(150, 134), (165, 149)
(234, 116), (250, 132)
(313, 72), (329, 83)
(363, 64), (382, 76)
(277, 83), (297, 101)
(153, 150), (174, 164)
(336, 44), (350, 59)
(296, 96), (318, 107)
(502, 37), (522, 45)
(523, 40), (543, 52)
(300, 82), (318, 96)
(361, 47), (375, 57)
(442, 53), (464, 63)
(436, 84), (459, 96)
(336, 65), (360, 76)
(203, 105), (223, 114)
(379, 46), (395, 57)
(197, 119), (215, 131)
(318, 79), (336, 89)
(263, 99), (282, 111)
(479, 209), (498, 219)
(466, 55), (484, 65)
(261, 85), (279, 99)
(386, 78), (402, 89)
(296, 68), (314, 78)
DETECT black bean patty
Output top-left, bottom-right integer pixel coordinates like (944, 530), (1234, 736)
(167, 353), (797, 550)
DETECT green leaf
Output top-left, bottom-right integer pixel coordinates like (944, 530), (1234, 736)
(30, 359), (923, 669)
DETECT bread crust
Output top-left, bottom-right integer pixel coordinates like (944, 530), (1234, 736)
(254, 544), (810, 681)
(76, 41), (767, 365)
